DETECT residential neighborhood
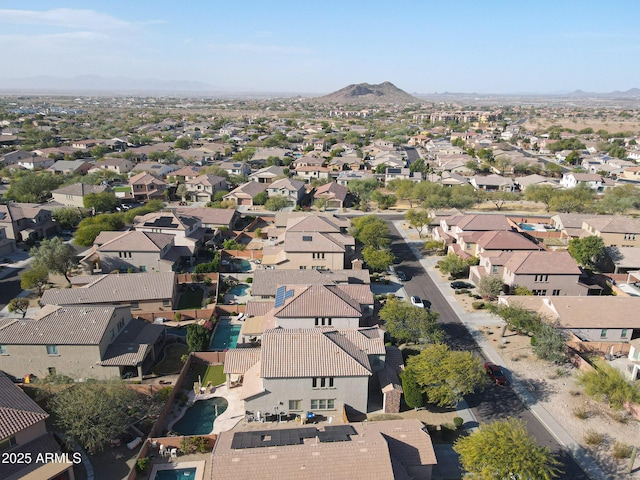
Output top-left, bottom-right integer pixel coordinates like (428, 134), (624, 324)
(1, 92), (640, 480)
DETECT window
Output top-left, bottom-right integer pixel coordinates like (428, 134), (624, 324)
(492, 266), (498, 274)
(139, 265), (146, 272)
(600, 329), (608, 338)
(534, 274), (549, 283)
(288, 400), (302, 411)
(552, 290), (561, 296)
(46, 345), (58, 355)
(314, 318), (332, 327)
(130, 301), (140, 310)
(310, 399), (335, 410)
(312, 253), (326, 259)
(299, 266), (307, 270)
(621, 329), (628, 338)
(312, 377), (334, 389)
(118, 319), (125, 331)
(163, 299), (171, 307)
(532, 290), (547, 296)
(0, 345), (6, 355)
(0, 436), (16, 452)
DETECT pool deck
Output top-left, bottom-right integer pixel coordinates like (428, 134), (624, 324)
(149, 460), (206, 480)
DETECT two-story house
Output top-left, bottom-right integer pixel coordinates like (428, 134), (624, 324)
(560, 172), (610, 191)
(248, 165), (286, 184)
(92, 157), (134, 175)
(128, 172), (167, 202)
(0, 203), (57, 241)
(47, 159), (93, 175)
(50, 182), (109, 208)
(219, 161), (251, 177)
(223, 182), (268, 207)
(0, 305), (164, 380)
(313, 181), (349, 209)
(0, 372), (76, 480)
(224, 327), (385, 415)
(132, 211), (205, 259)
(266, 178), (306, 207)
(452, 230), (542, 258)
(433, 213), (514, 245)
(184, 174), (228, 202)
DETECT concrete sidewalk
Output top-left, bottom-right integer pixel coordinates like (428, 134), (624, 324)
(393, 221), (606, 480)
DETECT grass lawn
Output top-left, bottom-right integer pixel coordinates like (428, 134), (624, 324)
(188, 364), (225, 388)
(177, 288), (204, 309)
(153, 343), (189, 375)
(114, 186), (130, 192)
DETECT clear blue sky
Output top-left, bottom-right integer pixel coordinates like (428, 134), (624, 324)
(1, 1), (638, 94)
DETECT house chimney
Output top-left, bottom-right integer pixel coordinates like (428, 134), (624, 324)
(351, 258), (363, 270)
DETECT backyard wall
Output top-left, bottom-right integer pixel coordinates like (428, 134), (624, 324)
(567, 341), (631, 356)
(568, 348), (596, 373)
(215, 305), (246, 316)
(136, 308), (216, 323)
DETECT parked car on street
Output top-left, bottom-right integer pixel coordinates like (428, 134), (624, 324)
(484, 362), (508, 385)
(396, 270), (407, 282)
(410, 295), (430, 309)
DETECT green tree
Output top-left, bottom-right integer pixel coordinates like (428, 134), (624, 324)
(453, 417), (562, 480)
(371, 190), (396, 209)
(222, 239), (245, 251)
(544, 162), (563, 177)
(482, 190), (517, 211)
(252, 191), (268, 205)
(175, 137), (192, 150)
(525, 185), (556, 212)
(548, 185), (595, 213)
(565, 150), (581, 165)
(388, 179), (417, 207)
(8, 297), (29, 318)
(488, 303), (542, 336)
(577, 364), (640, 410)
(74, 213), (125, 247)
(20, 265), (49, 296)
(264, 195), (291, 211)
(49, 381), (146, 454)
(5, 171), (64, 203)
(90, 145), (110, 159)
(405, 209), (430, 238)
(176, 184), (189, 201)
(438, 254), (470, 279)
(362, 246), (394, 273)
(532, 323), (567, 363)
(52, 207), (81, 228)
(123, 200), (164, 223)
(30, 237), (77, 283)
(186, 324), (210, 352)
(477, 276), (504, 300)
(597, 184), (640, 215)
(83, 191), (119, 213)
(568, 235), (605, 268)
(404, 343), (485, 407)
(347, 178), (379, 206)
(350, 216), (390, 249)
(400, 369), (425, 408)
(494, 154), (512, 175)
(379, 297), (443, 344)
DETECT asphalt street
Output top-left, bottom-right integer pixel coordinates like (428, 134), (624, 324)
(386, 221), (590, 480)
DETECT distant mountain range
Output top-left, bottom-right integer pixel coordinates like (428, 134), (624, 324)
(564, 88), (640, 98)
(315, 81), (421, 104)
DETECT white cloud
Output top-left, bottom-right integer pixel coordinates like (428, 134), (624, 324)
(0, 8), (134, 31)
(208, 43), (314, 55)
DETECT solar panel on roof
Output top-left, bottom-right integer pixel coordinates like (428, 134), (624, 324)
(284, 288), (294, 299)
(302, 235), (312, 241)
(274, 285), (286, 308)
(231, 428), (317, 450)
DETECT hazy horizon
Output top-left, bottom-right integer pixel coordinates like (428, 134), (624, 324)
(1, 1), (639, 95)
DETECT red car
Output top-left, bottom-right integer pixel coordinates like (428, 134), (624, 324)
(484, 362), (508, 385)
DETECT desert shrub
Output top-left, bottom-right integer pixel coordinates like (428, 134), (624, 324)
(453, 416), (464, 429)
(471, 301), (485, 310)
(612, 441), (633, 459)
(609, 410), (629, 424)
(136, 458), (150, 472)
(572, 406), (588, 420)
(583, 429), (605, 446)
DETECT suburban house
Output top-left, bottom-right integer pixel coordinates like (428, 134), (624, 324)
(250, 268), (370, 299)
(47, 159), (93, 175)
(294, 164), (332, 182)
(132, 210), (205, 258)
(184, 174), (228, 202)
(313, 181), (349, 209)
(248, 165), (286, 184)
(129, 172), (168, 202)
(498, 295), (640, 380)
(433, 213), (514, 244)
(219, 161), (251, 177)
(384, 167), (422, 186)
(450, 230), (542, 258)
(469, 250), (588, 296)
(560, 172), (610, 191)
(0, 226), (16, 256)
(336, 170), (375, 187)
(131, 162), (178, 178)
(223, 182), (268, 207)
(266, 178), (306, 207)
(170, 166), (201, 183)
(515, 174), (560, 190)
(470, 174), (516, 192)
(581, 216), (640, 248)
(94, 157), (134, 175)
(50, 182), (109, 208)
(1, 150), (39, 167)
(0, 203), (57, 241)
(223, 327), (386, 415)
(0, 372), (76, 480)
(80, 230), (179, 273)
(262, 215), (355, 270)
(40, 271), (178, 311)
(0, 305), (165, 381)
(210, 419), (437, 480)
(175, 207), (238, 232)
(550, 213), (597, 239)
(17, 155), (55, 170)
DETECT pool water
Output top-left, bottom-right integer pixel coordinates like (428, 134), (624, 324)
(153, 467), (196, 480)
(519, 223), (535, 231)
(172, 397), (228, 436)
(234, 259), (252, 272)
(209, 320), (241, 350)
(229, 283), (250, 296)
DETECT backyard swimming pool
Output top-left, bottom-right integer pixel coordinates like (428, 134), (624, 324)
(153, 467), (196, 480)
(229, 283), (250, 296)
(209, 319), (241, 350)
(233, 259), (251, 272)
(172, 397), (228, 436)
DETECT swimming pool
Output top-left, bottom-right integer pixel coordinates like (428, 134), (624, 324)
(519, 223), (536, 231)
(229, 283), (250, 296)
(153, 467), (196, 480)
(209, 319), (241, 350)
(172, 397), (228, 436)
(233, 259), (252, 272)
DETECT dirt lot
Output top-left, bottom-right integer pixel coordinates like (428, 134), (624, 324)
(481, 324), (640, 479)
